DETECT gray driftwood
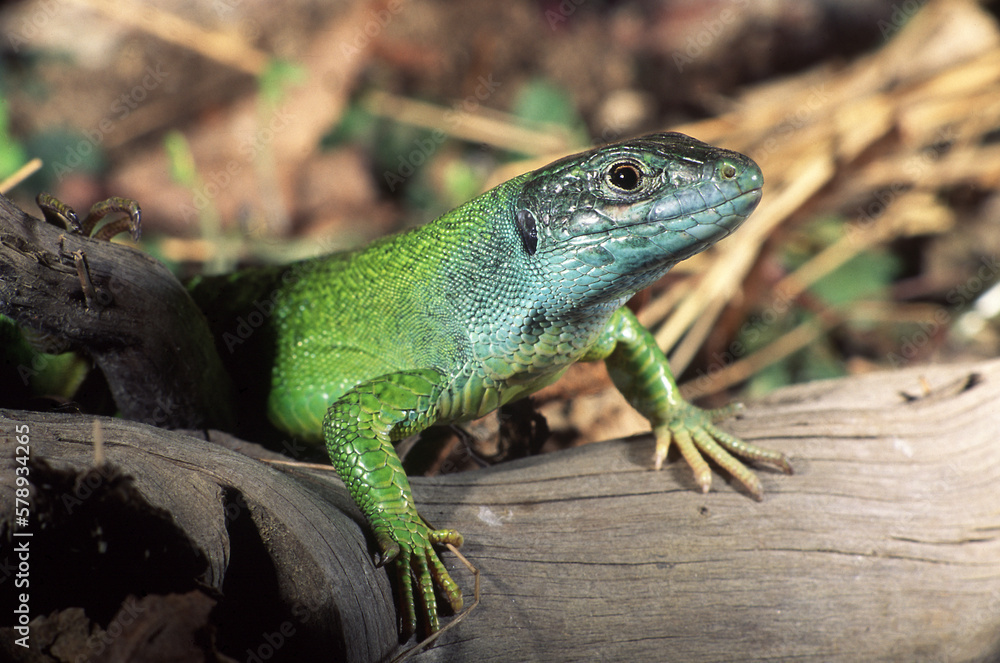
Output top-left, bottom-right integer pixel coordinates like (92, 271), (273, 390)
(2, 358), (999, 662)
(0, 193), (232, 429)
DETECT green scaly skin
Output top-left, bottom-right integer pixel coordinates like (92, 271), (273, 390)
(189, 132), (792, 635)
(23, 133), (791, 635)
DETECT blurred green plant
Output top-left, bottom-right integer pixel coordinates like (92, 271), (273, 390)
(741, 216), (902, 396)
(510, 77), (588, 146)
(257, 58), (307, 109)
(325, 76), (589, 226)
(0, 98), (28, 181)
(163, 129), (227, 273)
(0, 315), (90, 404)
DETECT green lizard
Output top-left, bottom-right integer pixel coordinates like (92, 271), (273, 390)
(26, 132), (791, 636)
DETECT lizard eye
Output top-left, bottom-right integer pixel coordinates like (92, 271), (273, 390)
(515, 209), (538, 256)
(607, 161), (642, 191)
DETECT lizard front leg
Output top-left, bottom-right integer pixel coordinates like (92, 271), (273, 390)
(584, 307), (792, 499)
(322, 368), (463, 636)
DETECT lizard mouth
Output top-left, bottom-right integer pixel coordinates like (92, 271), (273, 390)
(646, 186), (763, 250)
(558, 186), (763, 275)
(573, 185), (763, 240)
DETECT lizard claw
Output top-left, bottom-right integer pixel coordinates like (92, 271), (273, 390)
(374, 529), (400, 568)
(653, 400), (790, 500)
(36, 193), (142, 242)
(375, 515), (463, 636)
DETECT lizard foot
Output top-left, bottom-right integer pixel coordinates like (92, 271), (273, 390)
(653, 401), (791, 500)
(36, 193), (141, 242)
(33, 194), (142, 310)
(375, 516), (464, 636)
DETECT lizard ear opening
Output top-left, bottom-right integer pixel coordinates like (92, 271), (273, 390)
(515, 209), (538, 256)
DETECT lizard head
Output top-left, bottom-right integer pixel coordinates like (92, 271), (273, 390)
(511, 132), (762, 309)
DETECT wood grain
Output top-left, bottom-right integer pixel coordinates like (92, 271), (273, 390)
(415, 360), (1000, 662)
(0, 193), (232, 429)
(3, 358), (999, 662)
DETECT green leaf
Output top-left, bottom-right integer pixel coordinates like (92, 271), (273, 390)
(257, 58), (306, 108)
(322, 103), (378, 148)
(810, 249), (901, 307)
(0, 98), (27, 179)
(164, 130), (198, 188)
(440, 156), (483, 207)
(24, 129), (106, 188)
(512, 78), (581, 129)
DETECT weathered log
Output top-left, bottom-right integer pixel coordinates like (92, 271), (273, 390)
(0, 193), (231, 429)
(0, 410), (398, 662)
(2, 357), (999, 662)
